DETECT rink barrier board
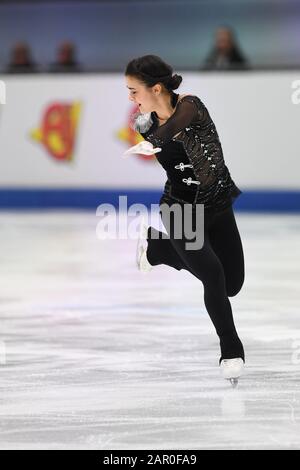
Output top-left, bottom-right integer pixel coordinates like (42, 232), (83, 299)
(0, 189), (299, 212)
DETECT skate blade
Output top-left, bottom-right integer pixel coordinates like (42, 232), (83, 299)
(229, 378), (239, 388)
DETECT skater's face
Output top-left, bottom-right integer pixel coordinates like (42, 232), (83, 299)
(126, 75), (160, 113)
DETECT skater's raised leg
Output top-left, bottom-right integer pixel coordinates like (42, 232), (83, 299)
(146, 226), (187, 271)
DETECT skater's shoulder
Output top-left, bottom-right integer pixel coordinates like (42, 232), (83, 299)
(177, 93), (204, 112)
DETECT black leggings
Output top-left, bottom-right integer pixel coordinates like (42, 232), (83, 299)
(146, 201), (245, 362)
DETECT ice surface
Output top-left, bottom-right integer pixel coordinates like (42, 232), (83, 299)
(0, 210), (299, 450)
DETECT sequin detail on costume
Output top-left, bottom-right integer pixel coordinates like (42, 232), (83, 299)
(134, 94), (242, 213)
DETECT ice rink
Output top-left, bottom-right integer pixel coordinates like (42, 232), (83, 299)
(0, 209), (299, 450)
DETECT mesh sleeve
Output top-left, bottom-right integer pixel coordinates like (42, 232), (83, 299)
(144, 96), (199, 147)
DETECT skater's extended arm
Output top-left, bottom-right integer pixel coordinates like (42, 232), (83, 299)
(142, 96), (199, 147)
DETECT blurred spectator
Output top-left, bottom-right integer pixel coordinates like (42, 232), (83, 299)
(49, 41), (82, 73)
(203, 26), (249, 70)
(6, 42), (37, 73)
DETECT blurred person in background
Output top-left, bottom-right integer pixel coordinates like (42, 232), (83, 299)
(6, 42), (37, 73)
(49, 41), (82, 73)
(203, 26), (249, 70)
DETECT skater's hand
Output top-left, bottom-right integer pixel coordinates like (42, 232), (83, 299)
(122, 140), (162, 158)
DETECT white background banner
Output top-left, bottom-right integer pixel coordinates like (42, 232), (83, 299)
(0, 72), (299, 190)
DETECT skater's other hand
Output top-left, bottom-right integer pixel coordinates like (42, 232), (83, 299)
(122, 141), (162, 158)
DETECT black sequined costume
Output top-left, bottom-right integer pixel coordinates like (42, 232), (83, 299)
(133, 91), (242, 214)
(131, 91), (245, 362)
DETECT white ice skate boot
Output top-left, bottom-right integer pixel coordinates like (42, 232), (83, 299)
(220, 358), (244, 388)
(136, 216), (152, 273)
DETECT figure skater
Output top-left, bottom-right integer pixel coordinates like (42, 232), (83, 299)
(124, 54), (245, 387)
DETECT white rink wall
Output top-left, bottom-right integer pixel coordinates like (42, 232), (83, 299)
(0, 71), (299, 209)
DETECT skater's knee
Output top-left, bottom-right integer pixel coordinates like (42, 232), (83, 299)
(226, 275), (244, 297)
(227, 287), (239, 297)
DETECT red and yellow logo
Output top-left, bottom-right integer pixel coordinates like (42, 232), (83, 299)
(31, 102), (81, 161)
(117, 104), (156, 162)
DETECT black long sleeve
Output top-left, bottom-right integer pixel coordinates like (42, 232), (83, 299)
(144, 96), (199, 147)
(132, 93), (242, 214)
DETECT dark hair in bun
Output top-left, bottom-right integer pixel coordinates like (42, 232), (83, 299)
(167, 73), (183, 90)
(125, 54), (183, 92)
